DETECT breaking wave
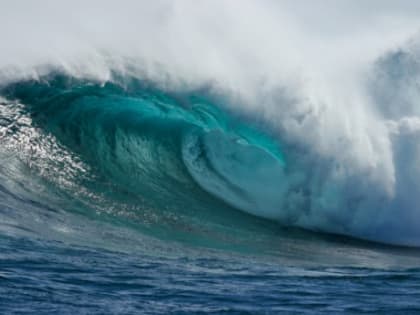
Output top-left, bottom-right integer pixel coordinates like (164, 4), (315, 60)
(0, 51), (420, 248)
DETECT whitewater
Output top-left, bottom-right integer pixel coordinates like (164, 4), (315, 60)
(1, 1), (420, 314)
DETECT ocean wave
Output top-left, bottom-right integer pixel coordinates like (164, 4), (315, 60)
(0, 60), (419, 247)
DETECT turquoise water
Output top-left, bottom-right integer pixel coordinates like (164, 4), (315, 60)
(1, 72), (420, 314)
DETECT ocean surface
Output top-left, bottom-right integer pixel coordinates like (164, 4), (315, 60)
(1, 72), (420, 314)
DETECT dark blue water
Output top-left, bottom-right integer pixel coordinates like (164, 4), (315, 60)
(1, 234), (420, 314)
(1, 72), (420, 314)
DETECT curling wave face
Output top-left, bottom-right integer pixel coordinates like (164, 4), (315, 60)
(0, 73), (287, 213)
